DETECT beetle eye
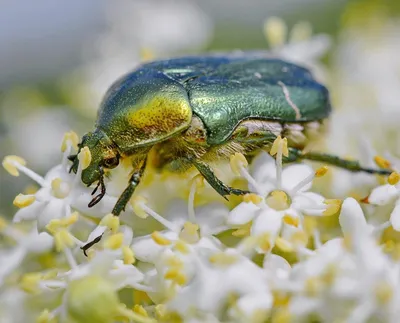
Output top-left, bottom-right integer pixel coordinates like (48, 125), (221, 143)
(103, 156), (119, 169)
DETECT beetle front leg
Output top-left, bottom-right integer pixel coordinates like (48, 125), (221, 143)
(286, 148), (392, 175)
(191, 159), (249, 198)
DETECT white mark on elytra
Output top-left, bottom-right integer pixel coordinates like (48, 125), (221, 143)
(254, 72), (262, 79)
(278, 81), (301, 120)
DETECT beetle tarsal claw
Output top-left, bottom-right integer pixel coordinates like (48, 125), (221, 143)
(81, 233), (104, 256)
(88, 175), (106, 208)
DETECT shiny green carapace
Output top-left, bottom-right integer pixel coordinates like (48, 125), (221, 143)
(69, 52), (390, 253)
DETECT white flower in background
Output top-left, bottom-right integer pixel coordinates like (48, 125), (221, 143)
(2, 132), (118, 232)
(263, 16), (331, 81)
(0, 219), (53, 285)
(228, 137), (333, 254)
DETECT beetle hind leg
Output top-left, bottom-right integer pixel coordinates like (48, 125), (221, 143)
(191, 159), (249, 198)
(287, 148), (392, 175)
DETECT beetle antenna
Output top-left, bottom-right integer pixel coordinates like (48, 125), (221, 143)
(88, 167), (106, 208)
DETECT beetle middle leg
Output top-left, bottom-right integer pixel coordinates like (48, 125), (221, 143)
(286, 148), (392, 175)
(191, 159), (249, 198)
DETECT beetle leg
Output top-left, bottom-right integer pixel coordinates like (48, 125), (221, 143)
(191, 159), (249, 198)
(112, 158), (147, 216)
(287, 148), (392, 175)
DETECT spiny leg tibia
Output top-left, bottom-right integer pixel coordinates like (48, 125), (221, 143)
(81, 160), (146, 256)
(286, 148), (392, 175)
(191, 159), (249, 199)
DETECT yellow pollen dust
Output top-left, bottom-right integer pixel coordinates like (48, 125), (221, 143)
(133, 304), (149, 317)
(315, 166), (329, 177)
(179, 222), (200, 244)
(270, 136), (289, 157)
(13, 193), (35, 208)
(100, 213), (120, 233)
(230, 152), (248, 176)
(375, 282), (393, 305)
(283, 214), (299, 227)
(131, 196), (149, 219)
(78, 146), (91, 170)
(209, 252), (239, 266)
(151, 231), (172, 246)
(263, 16), (287, 48)
(243, 193), (263, 204)
(104, 233), (124, 250)
(388, 172), (400, 185)
(266, 190), (291, 211)
(374, 155), (391, 169)
(2, 155), (27, 176)
(323, 199), (343, 216)
(61, 131), (79, 152)
(122, 246), (135, 265)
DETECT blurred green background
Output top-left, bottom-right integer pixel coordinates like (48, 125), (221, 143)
(1, 0), (400, 215)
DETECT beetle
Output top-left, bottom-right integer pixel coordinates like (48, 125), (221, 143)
(69, 53), (390, 252)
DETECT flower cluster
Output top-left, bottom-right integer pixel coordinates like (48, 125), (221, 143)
(3, 13), (400, 323)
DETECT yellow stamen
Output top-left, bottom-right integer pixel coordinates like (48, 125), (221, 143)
(54, 230), (75, 251)
(0, 217), (7, 231)
(61, 131), (79, 152)
(13, 193), (35, 208)
(2, 155), (27, 176)
(179, 222), (199, 244)
(303, 217), (317, 235)
(232, 222), (252, 238)
(133, 304), (148, 317)
(290, 231), (308, 246)
(164, 269), (187, 285)
(283, 214), (299, 227)
(230, 152), (248, 175)
(78, 146), (92, 170)
(374, 155), (391, 169)
(273, 291), (290, 307)
(165, 255), (184, 269)
(151, 231), (171, 246)
(258, 233), (272, 252)
(20, 272), (41, 294)
(191, 174), (204, 189)
(323, 199), (342, 216)
(321, 264), (337, 286)
(275, 237), (293, 252)
(104, 233), (124, 250)
(122, 246), (135, 265)
(289, 21), (312, 42)
(266, 190), (290, 211)
(209, 252), (239, 266)
(271, 309), (292, 323)
(270, 136), (289, 157)
(173, 240), (190, 254)
(100, 213), (120, 233)
(36, 309), (54, 323)
(155, 304), (167, 321)
(243, 193), (263, 204)
(375, 282), (393, 305)
(140, 47), (155, 62)
(131, 196), (149, 219)
(315, 166), (329, 177)
(305, 277), (322, 296)
(263, 16), (287, 48)
(388, 172), (400, 185)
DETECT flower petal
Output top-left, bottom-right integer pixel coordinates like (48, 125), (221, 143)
(196, 202), (230, 235)
(263, 254), (291, 280)
(390, 201), (400, 231)
(249, 152), (277, 194)
(368, 184), (399, 205)
(227, 202), (259, 226)
(13, 201), (45, 223)
(251, 208), (283, 236)
(235, 292), (273, 318)
(339, 198), (368, 236)
(37, 199), (67, 232)
(282, 164), (314, 192)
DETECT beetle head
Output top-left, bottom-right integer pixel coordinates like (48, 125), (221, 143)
(70, 129), (120, 186)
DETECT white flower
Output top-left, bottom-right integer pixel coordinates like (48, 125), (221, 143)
(228, 148), (329, 254)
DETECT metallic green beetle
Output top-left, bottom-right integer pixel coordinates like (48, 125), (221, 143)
(69, 53), (390, 251)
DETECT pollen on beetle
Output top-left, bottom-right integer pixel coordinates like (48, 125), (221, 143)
(315, 166), (329, 177)
(374, 155), (391, 169)
(151, 231), (172, 246)
(13, 193), (35, 208)
(61, 131), (79, 152)
(270, 136), (289, 157)
(230, 152), (248, 176)
(104, 233), (124, 250)
(77, 146), (92, 170)
(388, 172), (400, 185)
(131, 196), (149, 219)
(2, 155), (27, 176)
